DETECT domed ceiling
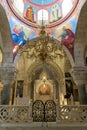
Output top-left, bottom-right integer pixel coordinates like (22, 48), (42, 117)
(30, 0), (57, 5)
(0, 0), (86, 59)
(7, 0), (79, 27)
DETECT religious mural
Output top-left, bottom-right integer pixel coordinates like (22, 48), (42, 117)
(25, 6), (34, 22)
(12, 24), (28, 58)
(50, 4), (62, 23)
(9, 16), (35, 59)
(0, 0), (86, 60)
(24, 3), (37, 22)
(55, 16), (77, 57)
(7, 0), (79, 26)
(57, 25), (75, 57)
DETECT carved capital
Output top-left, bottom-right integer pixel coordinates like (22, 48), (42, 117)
(0, 66), (15, 81)
(71, 66), (87, 85)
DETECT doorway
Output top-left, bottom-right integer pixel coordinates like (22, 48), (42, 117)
(32, 100), (56, 122)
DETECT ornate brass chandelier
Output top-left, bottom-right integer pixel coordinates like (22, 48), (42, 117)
(19, 26), (65, 62)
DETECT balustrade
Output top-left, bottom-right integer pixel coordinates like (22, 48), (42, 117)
(0, 104), (87, 123)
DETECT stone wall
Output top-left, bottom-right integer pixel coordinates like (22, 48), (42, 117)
(74, 1), (87, 66)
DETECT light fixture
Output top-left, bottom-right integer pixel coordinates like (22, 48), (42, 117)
(18, 0), (64, 62)
(19, 25), (64, 63)
(18, 0), (64, 63)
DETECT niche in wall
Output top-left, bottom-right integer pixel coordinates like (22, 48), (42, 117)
(16, 80), (24, 97)
(64, 80), (73, 99)
(64, 73), (73, 99)
(86, 57), (87, 65)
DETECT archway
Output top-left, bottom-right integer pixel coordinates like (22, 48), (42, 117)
(13, 30), (73, 105)
(26, 61), (64, 104)
(0, 4), (13, 64)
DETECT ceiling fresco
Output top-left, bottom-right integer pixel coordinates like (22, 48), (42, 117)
(7, 0), (79, 27)
(30, 0), (57, 5)
(0, 0), (86, 60)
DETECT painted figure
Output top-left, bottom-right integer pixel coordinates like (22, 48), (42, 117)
(50, 4), (62, 22)
(26, 6), (34, 22)
(13, 24), (20, 35)
(12, 26), (27, 59)
(12, 26), (26, 45)
(59, 26), (75, 48)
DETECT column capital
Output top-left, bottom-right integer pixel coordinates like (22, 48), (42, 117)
(70, 66), (87, 85)
(0, 66), (15, 81)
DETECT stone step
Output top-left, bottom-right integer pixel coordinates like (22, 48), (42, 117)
(0, 123), (87, 130)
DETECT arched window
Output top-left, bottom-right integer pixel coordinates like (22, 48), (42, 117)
(62, 0), (74, 17)
(37, 9), (48, 25)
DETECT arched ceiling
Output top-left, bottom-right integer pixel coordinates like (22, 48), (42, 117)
(7, 0), (79, 28)
(75, 0), (87, 45)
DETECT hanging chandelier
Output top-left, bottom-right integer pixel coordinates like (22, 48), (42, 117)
(19, 26), (65, 62)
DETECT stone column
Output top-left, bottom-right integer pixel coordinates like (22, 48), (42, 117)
(24, 78), (32, 100)
(0, 66), (15, 105)
(23, 81), (29, 97)
(78, 84), (87, 104)
(71, 67), (87, 105)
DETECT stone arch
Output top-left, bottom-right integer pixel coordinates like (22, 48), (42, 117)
(27, 60), (63, 81)
(14, 35), (73, 104)
(14, 36), (74, 67)
(0, 4), (13, 64)
(26, 60), (65, 104)
(62, 45), (74, 67)
(74, 1), (87, 66)
(75, 1), (87, 44)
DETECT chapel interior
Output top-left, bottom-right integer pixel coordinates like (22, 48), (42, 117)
(0, 0), (87, 129)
